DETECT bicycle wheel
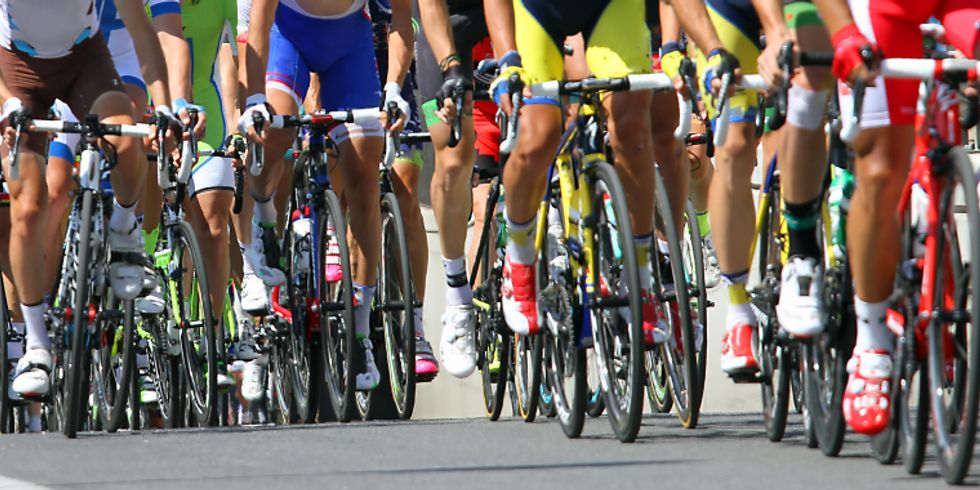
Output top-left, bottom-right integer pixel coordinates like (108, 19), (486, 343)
(513, 333), (542, 422)
(269, 339), (295, 425)
(379, 192), (416, 419)
(541, 199), (585, 437)
(927, 146), (980, 484)
(63, 189), (98, 438)
(318, 189), (357, 423)
(803, 259), (851, 457)
(682, 200), (709, 404)
(282, 206), (321, 423)
(91, 294), (136, 432)
(755, 181), (790, 442)
(653, 170), (701, 429)
(589, 161), (644, 442)
(171, 221), (218, 427)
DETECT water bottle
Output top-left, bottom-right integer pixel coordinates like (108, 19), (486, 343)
(602, 193), (623, 261)
(827, 169), (854, 258)
(495, 191), (507, 253)
(291, 207), (312, 272)
(910, 181), (928, 258)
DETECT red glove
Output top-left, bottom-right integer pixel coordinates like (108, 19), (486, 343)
(831, 23), (879, 83)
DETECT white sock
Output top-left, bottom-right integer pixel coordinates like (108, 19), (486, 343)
(725, 303), (756, 332)
(252, 195), (277, 225)
(635, 236), (653, 291)
(854, 297), (895, 352)
(657, 238), (670, 254)
(442, 256), (472, 306)
(505, 215), (537, 266)
(21, 303), (50, 350)
(353, 284), (376, 339)
(109, 199), (137, 232)
(414, 306), (425, 338)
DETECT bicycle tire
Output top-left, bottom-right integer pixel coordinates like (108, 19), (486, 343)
(473, 185), (510, 421)
(540, 198), (585, 437)
(756, 181), (790, 442)
(927, 146), (980, 484)
(645, 349), (673, 414)
(172, 220), (218, 427)
(654, 170), (701, 429)
(589, 161), (643, 442)
(513, 333), (542, 422)
(63, 189), (99, 438)
(683, 200), (708, 405)
(144, 316), (181, 428)
(282, 195), (321, 424)
(269, 340), (295, 425)
(319, 188), (357, 423)
(92, 294), (136, 433)
(380, 192), (416, 419)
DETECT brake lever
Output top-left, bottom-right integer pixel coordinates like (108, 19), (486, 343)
(447, 85), (464, 148)
(768, 41), (794, 131)
(155, 114), (171, 189)
(384, 101), (400, 168)
(249, 111), (265, 176)
(177, 108), (198, 185)
(7, 110), (28, 181)
(499, 72), (524, 155)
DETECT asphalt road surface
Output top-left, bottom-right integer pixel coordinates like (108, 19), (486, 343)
(0, 413), (962, 489)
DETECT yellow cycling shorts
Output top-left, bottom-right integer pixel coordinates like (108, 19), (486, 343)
(515, 0), (652, 86)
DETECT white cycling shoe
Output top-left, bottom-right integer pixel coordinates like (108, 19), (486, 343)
(240, 272), (270, 314)
(108, 222), (146, 301)
(12, 348), (52, 398)
(356, 338), (381, 391)
(776, 256), (825, 338)
(439, 304), (477, 378)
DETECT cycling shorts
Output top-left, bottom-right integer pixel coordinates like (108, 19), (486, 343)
(515, 0), (652, 86)
(266, 1), (383, 144)
(105, 31), (147, 96)
(840, 0), (980, 128)
(694, 0), (760, 124)
(0, 34), (124, 156)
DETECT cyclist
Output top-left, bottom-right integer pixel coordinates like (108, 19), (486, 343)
(811, 0), (980, 435)
(239, 0), (415, 390)
(3, 0), (176, 398)
(414, 0), (513, 378)
(369, 0), (439, 380)
(488, 0), (664, 342)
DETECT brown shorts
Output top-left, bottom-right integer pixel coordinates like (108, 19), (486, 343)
(0, 33), (125, 155)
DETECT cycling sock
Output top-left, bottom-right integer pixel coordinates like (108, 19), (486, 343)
(27, 414), (41, 433)
(635, 235), (653, 291)
(697, 211), (711, 237)
(722, 270), (754, 330)
(442, 256), (472, 306)
(414, 306), (425, 338)
(21, 302), (50, 350)
(784, 197), (822, 259)
(110, 199), (137, 232)
(506, 215), (537, 266)
(353, 283), (376, 339)
(252, 194), (277, 225)
(854, 297), (894, 353)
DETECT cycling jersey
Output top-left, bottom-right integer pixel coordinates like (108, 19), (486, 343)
(96, 0), (182, 92)
(182, 0), (237, 197)
(514, 0), (651, 85)
(693, 0), (761, 124)
(471, 37), (500, 167)
(0, 0), (100, 59)
(841, 0), (980, 128)
(266, 0), (383, 143)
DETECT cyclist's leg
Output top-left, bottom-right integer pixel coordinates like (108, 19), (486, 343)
(839, 7), (921, 435)
(649, 89), (687, 241)
(416, 8), (482, 377)
(774, 2), (833, 337)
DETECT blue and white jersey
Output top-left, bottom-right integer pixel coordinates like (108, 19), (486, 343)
(0, 0), (100, 58)
(96, 0), (180, 35)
